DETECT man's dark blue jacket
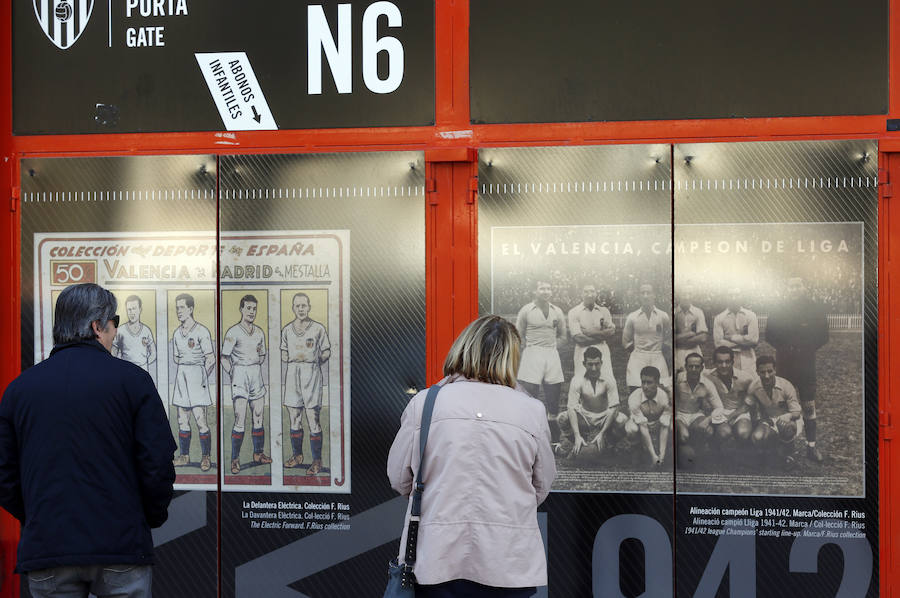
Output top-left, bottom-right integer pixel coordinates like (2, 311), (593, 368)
(0, 339), (176, 573)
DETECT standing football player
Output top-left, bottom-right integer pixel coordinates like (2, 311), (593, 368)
(112, 294), (157, 382)
(516, 280), (568, 419)
(568, 284), (619, 406)
(764, 277), (829, 462)
(622, 283), (671, 393)
(673, 285), (708, 374)
(713, 288), (759, 373)
(171, 293), (215, 472)
(222, 294), (271, 475)
(281, 292), (332, 475)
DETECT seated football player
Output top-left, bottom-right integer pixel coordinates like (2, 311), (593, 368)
(704, 345), (755, 444)
(624, 366), (672, 466)
(557, 347), (627, 459)
(674, 353), (726, 463)
(746, 355), (803, 465)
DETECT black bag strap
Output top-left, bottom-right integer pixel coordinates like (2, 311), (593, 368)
(403, 384), (442, 568)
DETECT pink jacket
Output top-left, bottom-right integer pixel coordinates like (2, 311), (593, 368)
(387, 377), (556, 587)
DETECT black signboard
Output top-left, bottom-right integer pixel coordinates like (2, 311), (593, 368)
(14, 0), (434, 134)
(470, 0), (888, 124)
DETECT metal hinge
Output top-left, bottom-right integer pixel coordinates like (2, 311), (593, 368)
(467, 176), (479, 204)
(879, 167), (892, 198)
(881, 410), (893, 441)
(10, 186), (19, 212)
(425, 178), (438, 205)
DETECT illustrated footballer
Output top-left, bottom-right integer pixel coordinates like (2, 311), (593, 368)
(171, 293), (215, 471)
(222, 294), (272, 475)
(281, 292), (332, 475)
(112, 294), (157, 380)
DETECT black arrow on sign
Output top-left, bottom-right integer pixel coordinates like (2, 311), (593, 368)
(251, 106), (261, 123)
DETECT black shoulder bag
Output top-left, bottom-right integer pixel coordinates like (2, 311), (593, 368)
(383, 384), (441, 598)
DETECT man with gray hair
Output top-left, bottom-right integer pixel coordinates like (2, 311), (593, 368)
(0, 283), (175, 598)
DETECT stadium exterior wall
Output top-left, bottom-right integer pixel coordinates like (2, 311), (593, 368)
(1, 0), (899, 596)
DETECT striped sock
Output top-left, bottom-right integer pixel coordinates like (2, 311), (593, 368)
(199, 432), (211, 457)
(252, 427), (265, 454)
(290, 428), (304, 457)
(178, 430), (191, 455)
(311, 433), (323, 460)
(231, 431), (244, 462)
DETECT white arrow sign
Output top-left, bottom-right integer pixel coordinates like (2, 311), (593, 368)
(196, 52), (277, 131)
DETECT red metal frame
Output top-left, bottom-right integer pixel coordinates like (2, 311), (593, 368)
(0, 0), (18, 594)
(425, 151), (479, 383)
(880, 153), (900, 598)
(2, 0), (899, 596)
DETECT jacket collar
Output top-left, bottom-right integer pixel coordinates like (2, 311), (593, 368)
(638, 305), (660, 318)
(50, 338), (109, 357)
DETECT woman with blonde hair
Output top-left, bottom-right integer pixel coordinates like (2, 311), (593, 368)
(387, 315), (556, 597)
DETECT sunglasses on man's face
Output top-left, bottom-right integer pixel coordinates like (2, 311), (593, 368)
(110, 315), (120, 328)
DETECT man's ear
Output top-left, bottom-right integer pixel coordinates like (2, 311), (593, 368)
(90, 320), (103, 337)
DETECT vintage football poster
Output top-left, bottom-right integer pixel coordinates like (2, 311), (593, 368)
(34, 230), (351, 493)
(220, 230), (350, 493)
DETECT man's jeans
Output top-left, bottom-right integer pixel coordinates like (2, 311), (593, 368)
(27, 564), (151, 598)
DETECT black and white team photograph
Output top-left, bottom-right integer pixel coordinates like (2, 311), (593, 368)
(673, 221), (865, 496)
(491, 224), (673, 493)
(491, 220), (865, 496)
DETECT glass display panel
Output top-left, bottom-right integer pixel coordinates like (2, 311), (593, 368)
(673, 140), (878, 597)
(20, 155), (219, 597)
(217, 151), (426, 597)
(478, 145), (674, 596)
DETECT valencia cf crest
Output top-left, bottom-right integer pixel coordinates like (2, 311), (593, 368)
(188, 338), (196, 349)
(33, 0), (94, 50)
(306, 338), (315, 348)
